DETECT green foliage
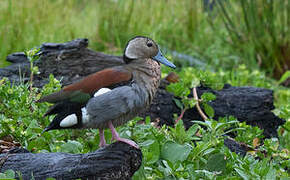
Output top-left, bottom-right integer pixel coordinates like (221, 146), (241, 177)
(0, 169), (15, 179)
(25, 48), (40, 91)
(168, 65), (289, 108)
(157, 67), (289, 179)
(0, 66), (289, 179)
(206, 153), (226, 172)
(25, 48), (40, 64)
(0, 76), (95, 153)
(278, 71), (290, 85)
(166, 70), (199, 116)
(201, 93), (216, 102)
(235, 122), (264, 146)
(161, 141), (192, 164)
(201, 93), (216, 118)
(211, 0), (290, 78)
(0, 0), (209, 68)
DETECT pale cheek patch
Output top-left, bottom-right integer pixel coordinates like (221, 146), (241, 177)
(60, 114), (78, 127)
(125, 42), (136, 59)
(94, 88), (111, 97)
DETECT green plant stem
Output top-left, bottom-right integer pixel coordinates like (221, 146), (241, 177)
(29, 62), (34, 98)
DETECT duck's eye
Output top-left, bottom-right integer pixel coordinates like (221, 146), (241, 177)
(147, 42), (153, 47)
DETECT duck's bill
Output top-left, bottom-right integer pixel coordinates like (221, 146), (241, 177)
(153, 50), (176, 69)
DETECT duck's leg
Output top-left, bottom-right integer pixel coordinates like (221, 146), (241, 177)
(108, 121), (139, 149)
(99, 128), (107, 147)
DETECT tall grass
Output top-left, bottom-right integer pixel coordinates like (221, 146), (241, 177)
(0, 0), (211, 67)
(0, 0), (97, 67)
(1, 0), (288, 78)
(210, 0), (290, 78)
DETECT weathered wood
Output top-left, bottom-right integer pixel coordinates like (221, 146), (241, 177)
(147, 82), (285, 138)
(1, 38), (124, 87)
(0, 142), (142, 180)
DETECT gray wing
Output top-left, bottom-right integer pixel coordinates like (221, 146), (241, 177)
(85, 86), (145, 128)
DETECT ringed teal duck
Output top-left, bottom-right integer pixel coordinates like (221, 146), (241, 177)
(38, 36), (176, 148)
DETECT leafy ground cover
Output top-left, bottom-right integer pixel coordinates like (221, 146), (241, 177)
(0, 66), (289, 179)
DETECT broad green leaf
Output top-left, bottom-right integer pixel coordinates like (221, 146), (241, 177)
(175, 120), (186, 138)
(201, 92), (216, 102)
(235, 168), (250, 180)
(139, 139), (155, 147)
(157, 160), (174, 177)
(192, 120), (212, 129)
(145, 139), (160, 164)
(186, 124), (199, 137)
(203, 148), (216, 156)
(173, 98), (183, 109)
(203, 103), (215, 118)
(223, 127), (245, 135)
(145, 116), (150, 125)
(27, 136), (48, 151)
(4, 169), (15, 178)
(195, 169), (220, 179)
(26, 119), (42, 134)
(265, 167), (276, 180)
(60, 140), (83, 153)
(206, 153), (226, 172)
(215, 120), (239, 131)
(25, 48), (40, 62)
(278, 70), (290, 84)
(0, 173), (7, 179)
(161, 141), (192, 163)
(182, 98), (197, 108)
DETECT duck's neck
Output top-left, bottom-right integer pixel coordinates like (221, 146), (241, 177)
(126, 59), (161, 105)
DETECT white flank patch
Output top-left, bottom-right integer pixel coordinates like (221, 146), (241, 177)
(81, 107), (89, 124)
(60, 114), (77, 127)
(94, 88), (111, 97)
(80, 88), (111, 125)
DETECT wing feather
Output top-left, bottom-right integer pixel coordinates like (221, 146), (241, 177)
(37, 67), (132, 104)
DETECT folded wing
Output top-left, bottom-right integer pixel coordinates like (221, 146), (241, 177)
(38, 67), (132, 131)
(38, 68), (132, 105)
(85, 86), (145, 128)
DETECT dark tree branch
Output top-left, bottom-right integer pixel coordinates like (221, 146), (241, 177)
(0, 142), (142, 180)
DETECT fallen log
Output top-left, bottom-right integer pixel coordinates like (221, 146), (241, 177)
(2, 38), (124, 87)
(0, 141), (142, 180)
(147, 82), (285, 138)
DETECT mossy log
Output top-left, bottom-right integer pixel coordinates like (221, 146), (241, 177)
(0, 142), (141, 180)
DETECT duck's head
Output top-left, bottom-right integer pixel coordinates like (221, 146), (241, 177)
(124, 36), (176, 69)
